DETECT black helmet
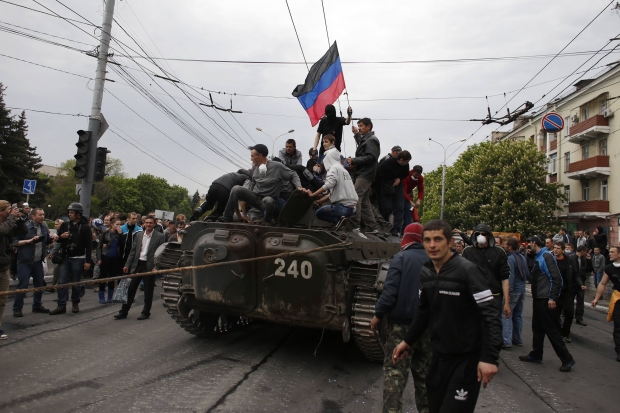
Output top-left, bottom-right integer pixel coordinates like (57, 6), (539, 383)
(67, 202), (84, 215)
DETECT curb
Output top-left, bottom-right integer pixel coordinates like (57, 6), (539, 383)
(525, 287), (609, 315)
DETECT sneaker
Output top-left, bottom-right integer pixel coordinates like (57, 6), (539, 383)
(502, 344), (512, 350)
(562, 336), (572, 343)
(560, 359), (575, 372)
(352, 228), (361, 232)
(217, 216), (232, 223)
(49, 306), (66, 315)
(0, 330), (7, 340)
(13, 310), (23, 318)
(334, 217), (348, 231)
(32, 306), (50, 314)
(364, 228), (379, 234)
(519, 355), (542, 364)
(512, 342), (523, 346)
(72, 303), (79, 313)
(576, 319), (587, 326)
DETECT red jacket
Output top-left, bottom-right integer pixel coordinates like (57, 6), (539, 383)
(403, 172), (424, 203)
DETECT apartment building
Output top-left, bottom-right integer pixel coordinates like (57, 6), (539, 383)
(499, 63), (620, 245)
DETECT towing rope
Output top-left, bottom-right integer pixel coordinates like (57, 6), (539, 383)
(0, 242), (352, 296)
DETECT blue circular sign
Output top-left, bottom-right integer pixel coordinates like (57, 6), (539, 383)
(542, 112), (564, 133)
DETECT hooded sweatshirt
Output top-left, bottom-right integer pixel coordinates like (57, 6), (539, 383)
(321, 148), (358, 206)
(461, 223), (510, 295)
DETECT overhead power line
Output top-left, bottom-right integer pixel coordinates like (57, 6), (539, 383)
(5, 106), (87, 117)
(284, 0), (309, 71)
(0, 0), (95, 25)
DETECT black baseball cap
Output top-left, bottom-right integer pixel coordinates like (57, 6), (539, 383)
(249, 144), (268, 157)
(526, 234), (545, 247)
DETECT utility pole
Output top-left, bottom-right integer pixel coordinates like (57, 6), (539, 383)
(429, 138), (465, 220)
(79, 0), (115, 217)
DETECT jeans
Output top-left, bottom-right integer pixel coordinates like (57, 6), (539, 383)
(224, 186), (276, 223)
(402, 199), (413, 231)
(594, 271), (604, 288)
(530, 299), (573, 364)
(120, 261), (155, 316)
(502, 292), (524, 345)
(13, 261), (46, 311)
(57, 257), (85, 307)
(315, 203), (355, 224)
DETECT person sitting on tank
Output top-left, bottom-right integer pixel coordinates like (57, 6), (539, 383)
(218, 144), (302, 226)
(278, 139), (303, 167)
(190, 169), (252, 222)
(305, 147), (358, 227)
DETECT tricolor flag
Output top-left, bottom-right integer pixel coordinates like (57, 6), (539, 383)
(292, 41), (345, 126)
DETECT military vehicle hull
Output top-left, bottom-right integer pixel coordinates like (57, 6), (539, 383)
(157, 218), (400, 362)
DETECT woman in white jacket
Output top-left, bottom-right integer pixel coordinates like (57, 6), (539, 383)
(306, 148), (358, 225)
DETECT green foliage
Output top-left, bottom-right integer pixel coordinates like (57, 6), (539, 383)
(192, 189), (201, 207)
(0, 84), (51, 203)
(421, 139), (565, 235)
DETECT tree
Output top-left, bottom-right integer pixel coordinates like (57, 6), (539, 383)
(135, 173), (170, 213)
(421, 139), (565, 235)
(0, 85), (50, 202)
(192, 189), (201, 207)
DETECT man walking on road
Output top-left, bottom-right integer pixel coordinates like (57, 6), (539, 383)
(520, 235), (575, 372)
(393, 220), (502, 413)
(371, 223), (431, 413)
(502, 237), (529, 348)
(114, 216), (165, 320)
(591, 245), (620, 362)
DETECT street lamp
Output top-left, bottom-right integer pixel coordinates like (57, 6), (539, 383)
(255, 128), (295, 158)
(428, 138), (466, 220)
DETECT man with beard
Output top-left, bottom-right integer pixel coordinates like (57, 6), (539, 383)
(313, 104), (352, 157)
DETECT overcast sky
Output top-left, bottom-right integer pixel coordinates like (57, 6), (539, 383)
(1, 0), (618, 194)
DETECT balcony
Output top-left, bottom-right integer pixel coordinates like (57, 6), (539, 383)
(567, 115), (610, 143)
(568, 200), (610, 217)
(565, 155), (610, 180)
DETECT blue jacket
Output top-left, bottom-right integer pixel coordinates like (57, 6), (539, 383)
(507, 252), (528, 294)
(530, 247), (563, 301)
(374, 243), (429, 325)
(14, 221), (53, 264)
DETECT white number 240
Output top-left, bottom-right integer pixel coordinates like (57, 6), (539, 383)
(274, 259), (312, 279)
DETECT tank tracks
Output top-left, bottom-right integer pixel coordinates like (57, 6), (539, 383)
(158, 243), (249, 337)
(349, 264), (386, 362)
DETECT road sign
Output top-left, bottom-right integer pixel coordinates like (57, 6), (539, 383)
(22, 179), (36, 195)
(542, 112), (564, 133)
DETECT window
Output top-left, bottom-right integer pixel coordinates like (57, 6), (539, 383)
(582, 144), (589, 160)
(582, 181), (589, 201)
(602, 180), (608, 201)
(565, 185), (571, 203)
(582, 105), (590, 120)
(548, 153), (557, 174)
(564, 152), (570, 172)
(600, 138), (608, 156)
(600, 99), (608, 114)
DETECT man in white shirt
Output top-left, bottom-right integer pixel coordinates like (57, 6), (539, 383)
(114, 216), (165, 320)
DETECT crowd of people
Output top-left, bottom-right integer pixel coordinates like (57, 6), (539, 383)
(1, 104), (619, 413)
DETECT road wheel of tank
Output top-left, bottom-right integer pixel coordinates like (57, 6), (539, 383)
(351, 290), (386, 362)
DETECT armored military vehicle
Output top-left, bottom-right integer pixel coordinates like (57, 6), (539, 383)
(156, 190), (401, 361)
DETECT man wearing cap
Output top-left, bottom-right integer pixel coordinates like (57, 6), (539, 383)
(371, 223), (432, 413)
(380, 146), (402, 164)
(219, 144), (302, 225)
(519, 234), (575, 372)
(50, 203), (93, 315)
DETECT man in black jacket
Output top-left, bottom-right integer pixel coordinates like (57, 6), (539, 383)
(558, 245), (588, 341)
(462, 224), (511, 321)
(346, 118), (380, 233)
(571, 246), (590, 326)
(191, 169), (251, 221)
(519, 235), (575, 372)
(371, 223), (431, 413)
(376, 150), (411, 237)
(50, 203), (93, 315)
(393, 220), (502, 413)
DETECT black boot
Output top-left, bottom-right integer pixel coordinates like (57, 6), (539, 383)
(49, 306), (66, 315)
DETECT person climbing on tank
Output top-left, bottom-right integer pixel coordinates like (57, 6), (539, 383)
(305, 147), (358, 228)
(191, 169), (252, 222)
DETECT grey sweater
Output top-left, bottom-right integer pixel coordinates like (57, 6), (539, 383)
(244, 161), (302, 199)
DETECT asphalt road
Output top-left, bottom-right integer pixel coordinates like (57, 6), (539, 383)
(0, 288), (618, 413)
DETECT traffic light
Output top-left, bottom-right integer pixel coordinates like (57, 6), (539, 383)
(94, 147), (110, 181)
(73, 130), (92, 179)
